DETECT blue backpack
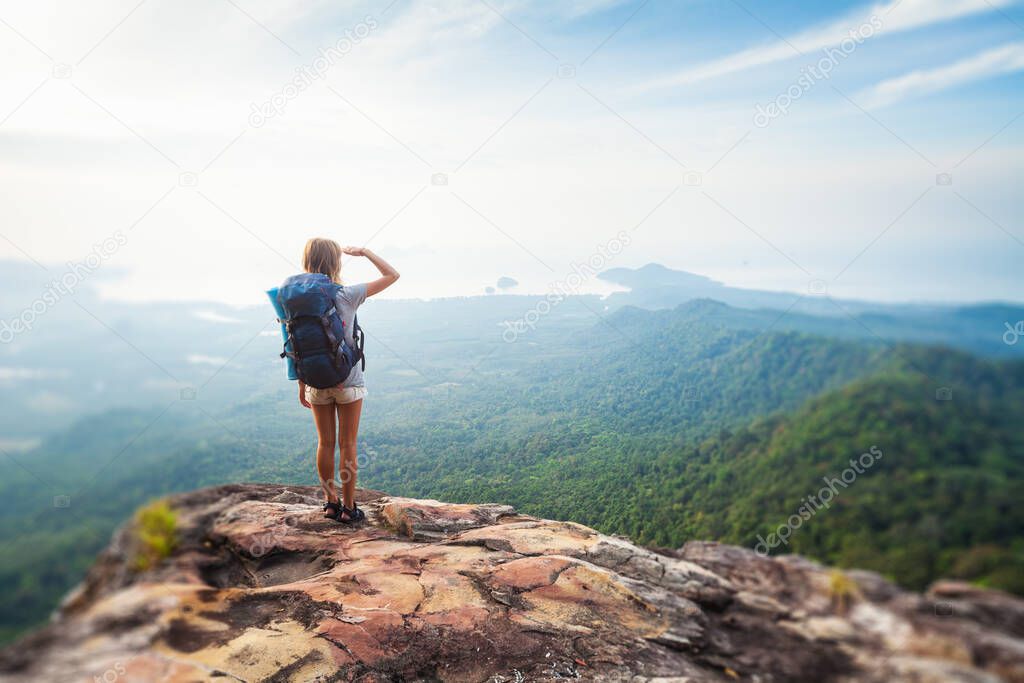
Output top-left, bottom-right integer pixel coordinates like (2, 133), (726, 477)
(267, 273), (364, 389)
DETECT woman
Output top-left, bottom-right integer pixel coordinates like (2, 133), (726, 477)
(297, 238), (399, 523)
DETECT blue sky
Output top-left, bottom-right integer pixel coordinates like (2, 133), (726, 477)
(0, 0), (1021, 304)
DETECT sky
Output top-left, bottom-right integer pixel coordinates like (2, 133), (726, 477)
(0, 0), (1022, 305)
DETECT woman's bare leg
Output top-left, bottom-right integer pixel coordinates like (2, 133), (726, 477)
(311, 403), (338, 506)
(337, 398), (363, 511)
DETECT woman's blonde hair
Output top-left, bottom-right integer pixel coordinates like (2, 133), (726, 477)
(303, 238), (343, 283)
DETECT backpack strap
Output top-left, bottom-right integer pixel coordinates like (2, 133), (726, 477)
(354, 314), (365, 370)
(277, 289), (298, 359)
(320, 305), (342, 356)
(279, 342), (304, 382)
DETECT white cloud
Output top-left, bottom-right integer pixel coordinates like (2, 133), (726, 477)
(194, 310), (245, 324)
(353, 0), (501, 66)
(27, 390), (74, 412)
(0, 437), (42, 452)
(186, 354), (229, 366)
(860, 42), (1024, 108)
(0, 367), (70, 384)
(636, 0), (1014, 90)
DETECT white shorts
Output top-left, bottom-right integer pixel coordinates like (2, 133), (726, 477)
(305, 384), (367, 406)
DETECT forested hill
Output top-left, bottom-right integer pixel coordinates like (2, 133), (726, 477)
(372, 348), (1024, 593)
(2, 298), (1022, 644)
(599, 265), (1024, 359)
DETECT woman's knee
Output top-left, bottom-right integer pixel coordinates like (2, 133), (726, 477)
(318, 436), (337, 452)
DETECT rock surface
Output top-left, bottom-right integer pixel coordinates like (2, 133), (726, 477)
(1, 483), (1023, 682)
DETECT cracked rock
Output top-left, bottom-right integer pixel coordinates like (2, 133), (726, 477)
(1, 484), (1022, 682)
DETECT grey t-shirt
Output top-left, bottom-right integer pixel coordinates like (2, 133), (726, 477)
(334, 283), (367, 387)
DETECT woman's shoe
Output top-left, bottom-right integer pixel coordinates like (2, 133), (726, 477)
(323, 501), (342, 520)
(337, 504), (366, 524)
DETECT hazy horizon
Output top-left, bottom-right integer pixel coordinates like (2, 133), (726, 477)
(3, 257), (1022, 309)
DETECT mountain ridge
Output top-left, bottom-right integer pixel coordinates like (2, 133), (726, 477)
(599, 262), (1024, 310)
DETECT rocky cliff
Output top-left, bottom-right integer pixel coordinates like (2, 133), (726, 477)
(1, 484), (1022, 682)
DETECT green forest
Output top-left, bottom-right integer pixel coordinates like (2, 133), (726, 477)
(1, 300), (1022, 644)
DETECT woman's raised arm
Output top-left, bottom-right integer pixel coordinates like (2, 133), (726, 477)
(342, 247), (400, 297)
